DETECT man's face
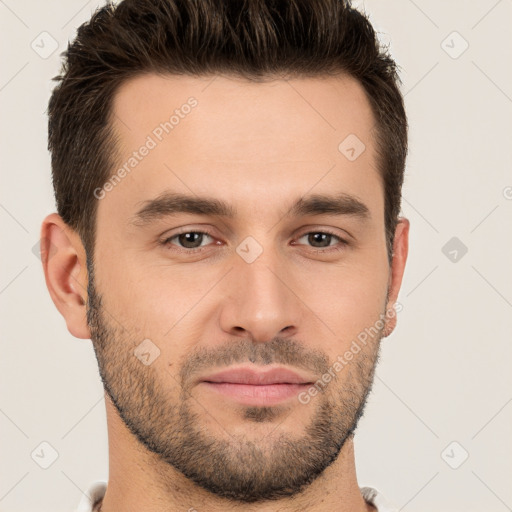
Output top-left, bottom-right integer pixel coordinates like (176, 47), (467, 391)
(87, 73), (397, 502)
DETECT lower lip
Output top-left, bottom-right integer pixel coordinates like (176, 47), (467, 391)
(200, 382), (311, 406)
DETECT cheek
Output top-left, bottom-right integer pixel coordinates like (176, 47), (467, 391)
(298, 263), (389, 347)
(97, 256), (219, 346)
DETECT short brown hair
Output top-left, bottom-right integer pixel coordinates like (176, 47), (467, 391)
(48, 0), (407, 263)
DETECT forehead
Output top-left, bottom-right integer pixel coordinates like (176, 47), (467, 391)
(103, 72), (381, 224)
(111, 72), (376, 155)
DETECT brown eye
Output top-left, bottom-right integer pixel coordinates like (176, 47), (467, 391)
(163, 231), (214, 250)
(295, 231), (347, 252)
(305, 232), (335, 248)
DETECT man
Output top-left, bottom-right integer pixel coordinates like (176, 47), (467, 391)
(41, 0), (409, 510)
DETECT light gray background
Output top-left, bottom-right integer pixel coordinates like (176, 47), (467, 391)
(1, 1), (511, 511)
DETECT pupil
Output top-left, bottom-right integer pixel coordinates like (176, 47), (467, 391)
(179, 232), (202, 248)
(309, 233), (330, 247)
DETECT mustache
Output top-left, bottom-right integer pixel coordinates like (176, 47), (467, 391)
(178, 337), (330, 388)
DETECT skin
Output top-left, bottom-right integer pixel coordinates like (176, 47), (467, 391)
(41, 72), (409, 512)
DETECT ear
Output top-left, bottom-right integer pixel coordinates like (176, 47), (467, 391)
(39, 213), (91, 339)
(383, 217), (410, 338)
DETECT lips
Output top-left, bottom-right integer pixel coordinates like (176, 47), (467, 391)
(199, 367), (313, 386)
(197, 366), (315, 406)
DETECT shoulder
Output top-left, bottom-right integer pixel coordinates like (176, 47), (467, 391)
(74, 480), (107, 512)
(360, 486), (399, 512)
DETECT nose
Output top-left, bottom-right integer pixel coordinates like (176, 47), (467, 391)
(219, 245), (301, 343)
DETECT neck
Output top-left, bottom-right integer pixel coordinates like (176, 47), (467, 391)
(99, 394), (373, 512)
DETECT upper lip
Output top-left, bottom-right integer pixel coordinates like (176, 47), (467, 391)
(199, 366), (314, 386)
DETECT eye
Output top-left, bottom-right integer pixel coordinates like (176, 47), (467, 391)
(162, 230), (215, 251)
(293, 230), (348, 253)
(160, 228), (348, 255)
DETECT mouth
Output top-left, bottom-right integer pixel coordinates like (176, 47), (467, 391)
(197, 366), (315, 406)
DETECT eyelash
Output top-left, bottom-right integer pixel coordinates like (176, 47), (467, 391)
(160, 228), (348, 255)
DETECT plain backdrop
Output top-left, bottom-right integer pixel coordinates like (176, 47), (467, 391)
(1, 1), (511, 511)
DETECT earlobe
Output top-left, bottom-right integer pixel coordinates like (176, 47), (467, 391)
(40, 213), (91, 339)
(383, 217), (410, 338)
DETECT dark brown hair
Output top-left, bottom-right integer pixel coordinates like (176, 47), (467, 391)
(48, 0), (407, 264)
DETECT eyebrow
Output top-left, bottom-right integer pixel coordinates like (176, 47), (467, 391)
(130, 191), (371, 226)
